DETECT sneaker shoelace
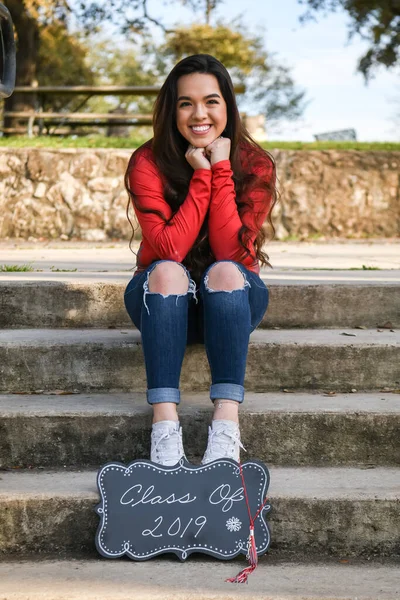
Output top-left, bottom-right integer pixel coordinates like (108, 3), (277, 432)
(152, 428), (184, 465)
(203, 426), (246, 463)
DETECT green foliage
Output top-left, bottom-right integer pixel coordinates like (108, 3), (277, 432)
(0, 264), (35, 271)
(1, 136), (399, 150)
(38, 24), (94, 87)
(260, 140), (400, 150)
(161, 21), (308, 124)
(37, 23), (95, 112)
(163, 23), (266, 72)
(357, 265), (381, 270)
(0, 135), (147, 148)
(4, 0), (307, 131)
(84, 39), (159, 115)
(298, 0), (400, 78)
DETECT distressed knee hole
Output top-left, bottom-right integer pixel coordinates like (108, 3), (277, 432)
(143, 262), (198, 315)
(204, 263), (251, 294)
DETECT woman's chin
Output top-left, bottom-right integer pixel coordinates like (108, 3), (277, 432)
(190, 140), (208, 148)
(187, 134), (219, 148)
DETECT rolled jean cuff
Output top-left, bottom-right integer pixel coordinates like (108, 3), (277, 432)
(210, 383), (244, 404)
(147, 387), (181, 405)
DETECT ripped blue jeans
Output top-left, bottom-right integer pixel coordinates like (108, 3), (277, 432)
(123, 260), (269, 406)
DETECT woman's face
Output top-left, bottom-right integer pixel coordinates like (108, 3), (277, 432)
(176, 72), (228, 148)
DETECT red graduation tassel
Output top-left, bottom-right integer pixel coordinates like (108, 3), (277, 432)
(226, 463), (269, 584)
(226, 525), (258, 584)
(247, 526), (258, 568)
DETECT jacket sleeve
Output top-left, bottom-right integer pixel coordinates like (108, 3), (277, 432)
(208, 158), (274, 269)
(128, 155), (212, 263)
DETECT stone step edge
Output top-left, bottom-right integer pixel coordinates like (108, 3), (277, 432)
(2, 391), (399, 470)
(2, 468), (398, 559)
(0, 327), (398, 346)
(1, 390), (399, 417)
(0, 559), (398, 600)
(1, 280), (400, 331)
(2, 466), (399, 501)
(2, 279), (400, 286)
(1, 328), (398, 395)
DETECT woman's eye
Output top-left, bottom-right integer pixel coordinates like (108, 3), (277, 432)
(179, 100), (218, 108)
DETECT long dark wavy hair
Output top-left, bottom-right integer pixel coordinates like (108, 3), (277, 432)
(125, 53), (278, 284)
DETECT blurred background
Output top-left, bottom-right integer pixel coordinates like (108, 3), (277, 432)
(1, 0), (399, 143)
(1, 0), (399, 243)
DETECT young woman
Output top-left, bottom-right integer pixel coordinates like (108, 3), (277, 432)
(124, 53), (277, 467)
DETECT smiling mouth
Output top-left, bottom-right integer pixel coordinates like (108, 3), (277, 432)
(190, 125), (212, 133)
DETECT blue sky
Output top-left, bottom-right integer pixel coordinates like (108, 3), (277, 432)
(145, 0), (399, 141)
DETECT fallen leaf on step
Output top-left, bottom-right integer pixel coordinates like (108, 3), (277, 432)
(355, 325), (367, 330)
(377, 329), (383, 332)
(340, 332), (357, 336)
(48, 390), (74, 395)
(282, 389), (294, 393)
(350, 389), (357, 393)
(323, 391), (336, 396)
(377, 321), (393, 329)
(13, 391), (42, 395)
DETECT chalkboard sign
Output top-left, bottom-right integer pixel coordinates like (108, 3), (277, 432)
(95, 458), (271, 561)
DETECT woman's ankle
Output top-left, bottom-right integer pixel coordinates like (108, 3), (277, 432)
(212, 399), (239, 423)
(152, 402), (179, 424)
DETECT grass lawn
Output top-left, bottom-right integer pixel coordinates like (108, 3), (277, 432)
(0, 264), (34, 271)
(0, 136), (399, 151)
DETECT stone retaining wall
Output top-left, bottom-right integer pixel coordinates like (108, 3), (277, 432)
(0, 147), (399, 240)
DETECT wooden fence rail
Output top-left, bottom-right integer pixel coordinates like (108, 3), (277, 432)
(12, 84), (245, 95)
(2, 84), (246, 137)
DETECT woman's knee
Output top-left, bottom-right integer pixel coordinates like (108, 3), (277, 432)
(148, 261), (190, 294)
(204, 261), (247, 292)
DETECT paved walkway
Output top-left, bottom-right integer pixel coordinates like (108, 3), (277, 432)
(1, 559), (399, 600)
(1, 240), (399, 272)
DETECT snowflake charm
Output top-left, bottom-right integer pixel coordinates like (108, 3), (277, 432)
(226, 517), (242, 532)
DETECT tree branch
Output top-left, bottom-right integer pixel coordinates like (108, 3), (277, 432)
(141, 0), (174, 33)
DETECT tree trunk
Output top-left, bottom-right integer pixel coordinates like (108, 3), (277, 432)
(3, 0), (39, 134)
(205, 0), (217, 24)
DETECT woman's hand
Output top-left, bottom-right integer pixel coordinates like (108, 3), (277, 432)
(205, 137), (231, 166)
(185, 145), (211, 170)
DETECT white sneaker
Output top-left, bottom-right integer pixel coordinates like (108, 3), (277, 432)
(151, 420), (185, 466)
(201, 420), (246, 464)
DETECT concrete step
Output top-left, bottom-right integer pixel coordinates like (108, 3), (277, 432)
(1, 467), (398, 558)
(1, 239), (399, 270)
(1, 392), (399, 469)
(0, 559), (399, 599)
(1, 271), (400, 329)
(0, 328), (399, 394)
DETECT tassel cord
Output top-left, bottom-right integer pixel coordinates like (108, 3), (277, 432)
(226, 462), (269, 584)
